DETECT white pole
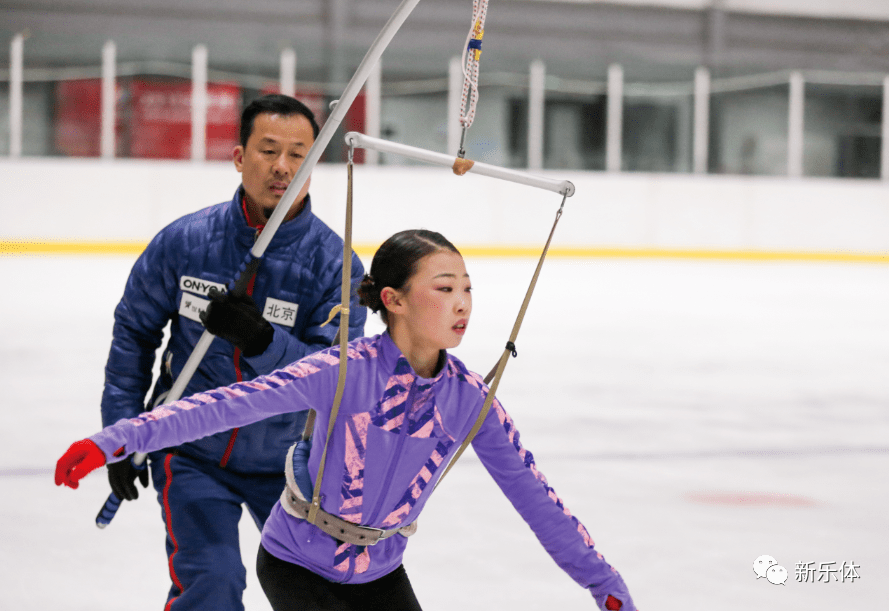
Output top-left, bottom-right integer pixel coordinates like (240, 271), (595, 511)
(882, 76), (889, 181)
(693, 66), (710, 174)
(606, 63), (623, 173)
(191, 44), (208, 162)
(788, 71), (804, 178)
(345, 131), (575, 196)
(280, 48), (296, 97)
(101, 40), (117, 159)
(364, 60), (382, 165)
(114, 0), (425, 497)
(447, 56), (463, 156)
(528, 59), (545, 171)
(9, 33), (24, 158)
(100, 0), (426, 533)
(200, 0), (425, 370)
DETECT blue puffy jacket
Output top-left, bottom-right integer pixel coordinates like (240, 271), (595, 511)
(100, 187), (366, 473)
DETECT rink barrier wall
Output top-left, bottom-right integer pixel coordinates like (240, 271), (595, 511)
(1, 158), (887, 262)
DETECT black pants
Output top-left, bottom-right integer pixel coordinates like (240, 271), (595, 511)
(256, 544), (423, 611)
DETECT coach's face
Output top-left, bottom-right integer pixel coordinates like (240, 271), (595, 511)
(233, 112), (315, 224)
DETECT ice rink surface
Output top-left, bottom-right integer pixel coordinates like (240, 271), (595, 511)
(1, 253), (887, 610)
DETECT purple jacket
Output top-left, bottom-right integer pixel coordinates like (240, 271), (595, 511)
(92, 332), (629, 599)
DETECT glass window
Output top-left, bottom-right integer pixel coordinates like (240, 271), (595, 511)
(623, 96), (692, 173)
(507, 96), (607, 171)
(709, 84), (790, 176)
(803, 83), (882, 179)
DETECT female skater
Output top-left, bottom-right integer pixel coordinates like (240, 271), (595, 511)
(56, 229), (637, 611)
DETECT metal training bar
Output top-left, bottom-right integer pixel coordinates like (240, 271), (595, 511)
(344, 132), (576, 197)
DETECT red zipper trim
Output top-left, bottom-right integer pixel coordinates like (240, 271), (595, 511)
(162, 454), (184, 610)
(219, 426), (240, 468)
(218, 346), (241, 469)
(218, 265), (259, 468)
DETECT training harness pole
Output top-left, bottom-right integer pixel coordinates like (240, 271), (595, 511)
(95, 0), (425, 528)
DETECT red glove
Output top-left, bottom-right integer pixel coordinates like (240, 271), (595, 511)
(605, 595), (623, 610)
(55, 439), (106, 489)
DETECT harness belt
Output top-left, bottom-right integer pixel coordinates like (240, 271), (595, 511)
(280, 443), (417, 547)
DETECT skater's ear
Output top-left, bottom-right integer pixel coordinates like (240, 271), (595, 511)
(380, 286), (406, 318)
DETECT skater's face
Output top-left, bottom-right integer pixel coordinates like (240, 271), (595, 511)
(383, 251), (472, 354)
(233, 112), (315, 224)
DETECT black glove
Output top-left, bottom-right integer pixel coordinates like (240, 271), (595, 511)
(200, 287), (274, 357)
(107, 458), (149, 501)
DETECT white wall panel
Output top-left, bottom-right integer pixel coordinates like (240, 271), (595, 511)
(1, 159), (887, 255)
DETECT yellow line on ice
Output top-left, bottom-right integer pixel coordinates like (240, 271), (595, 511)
(0, 240), (149, 256)
(2, 240), (887, 264)
(452, 245), (889, 264)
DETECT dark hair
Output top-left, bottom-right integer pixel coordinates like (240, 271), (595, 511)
(358, 229), (461, 325)
(239, 94), (320, 147)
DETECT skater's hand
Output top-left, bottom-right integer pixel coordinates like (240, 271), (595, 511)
(200, 287), (274, 357)
(593, 594), (632, 611)
(55, 440), (106, 489)
(590, 575), (637, 611)
(108, 457), (149, 501)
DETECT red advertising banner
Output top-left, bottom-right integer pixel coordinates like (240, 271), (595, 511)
(55, 79), (367, 162)
(129, 80), (240, 160)
(54, 79), (124, 157)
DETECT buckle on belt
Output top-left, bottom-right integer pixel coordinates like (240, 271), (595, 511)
(359, 525), (387, 543)
(362, 525), (386, 536)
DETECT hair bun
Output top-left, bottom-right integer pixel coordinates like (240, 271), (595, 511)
(357, 274), (383, 313)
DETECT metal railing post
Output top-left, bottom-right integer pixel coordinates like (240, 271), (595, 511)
(364, 60), (382, 165)
(788, 71), (804, 178)
(606, 63), (623, 173)
(280, 48), (296, 97)
(882, 76), (889, 181)
(191, 44), (208, 162)
(9, 33), (24, 158)
(693, 66), (710, 174)
(528, 59), (545, 171)
(101, 40), (117, 159)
